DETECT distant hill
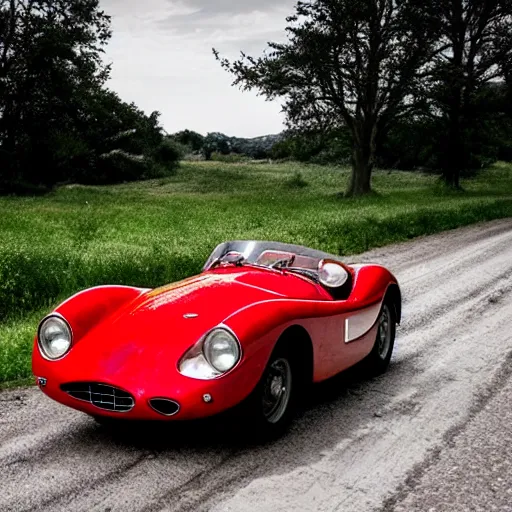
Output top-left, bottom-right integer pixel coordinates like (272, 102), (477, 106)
(219, 132), (286, 159)
(169, 130), (286, 159)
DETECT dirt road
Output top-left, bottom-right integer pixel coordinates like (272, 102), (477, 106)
(2, 219), (512, 512)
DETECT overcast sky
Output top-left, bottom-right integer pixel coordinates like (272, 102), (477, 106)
(101, 0), (296, 138)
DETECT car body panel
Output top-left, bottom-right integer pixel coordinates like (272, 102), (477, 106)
(32, 255), (400, 421)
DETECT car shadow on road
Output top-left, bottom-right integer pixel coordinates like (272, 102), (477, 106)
(83, 357), (410, 452)
(58, 356), (413, 509)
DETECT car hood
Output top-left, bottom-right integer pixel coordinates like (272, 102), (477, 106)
(62, 268), (323, 386)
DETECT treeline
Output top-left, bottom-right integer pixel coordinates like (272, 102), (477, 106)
(172, 80), (512, 171)
(3, 0), (512, 196)
(272, 81), (512, 170)
(0, 0), (180, 194)
(169, 130), (284, 161)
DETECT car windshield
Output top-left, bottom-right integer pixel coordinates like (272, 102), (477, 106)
(203, 240), (342, 272)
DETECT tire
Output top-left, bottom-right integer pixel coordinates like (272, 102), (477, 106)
(240, 343), (301, 440)
(363, 299), (396, 375)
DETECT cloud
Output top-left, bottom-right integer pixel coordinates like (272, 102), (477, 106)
(101, 0), (296, 137)
(180, 0), (290, 15)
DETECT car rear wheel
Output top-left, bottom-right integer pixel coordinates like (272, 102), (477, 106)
(364, 300), (396, 375)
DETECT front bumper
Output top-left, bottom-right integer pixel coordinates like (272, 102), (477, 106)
(33, 351), (265, 421)
(34, 373), (251, 420)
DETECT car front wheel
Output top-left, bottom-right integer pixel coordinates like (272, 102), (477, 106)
(261, 357), (293, 425)
(241, 344), (299, 440)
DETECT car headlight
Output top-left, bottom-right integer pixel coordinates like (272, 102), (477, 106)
(38, 315), (73, 360)
(179, 327), (241, 380)
(203, 329), (240, 373)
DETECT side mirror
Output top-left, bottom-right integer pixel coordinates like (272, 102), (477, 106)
(318, 259), (349, 288)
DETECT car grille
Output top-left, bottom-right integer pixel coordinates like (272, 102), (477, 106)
(60, 382), (135, 413)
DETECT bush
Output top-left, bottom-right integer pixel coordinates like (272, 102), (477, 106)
(270, 139), (294, 160)
(95, 151), (152, 184)
(0, 86), (179, 192)
(271, 129), (352, 164)
(284, 171), (309, 189)
(153, 139), (185, 168)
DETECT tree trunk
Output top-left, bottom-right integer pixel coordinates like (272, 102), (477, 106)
(345, 122), (376, 197)
(442, 101), (463, 189)
(442, 11), (464, 190)
(0, 101), (19, 184)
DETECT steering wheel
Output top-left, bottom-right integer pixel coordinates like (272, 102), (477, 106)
(270, 255), (296, 269)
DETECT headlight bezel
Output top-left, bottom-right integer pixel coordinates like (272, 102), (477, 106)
(178, 325), (242, 380)
(37, 313), (74, 361)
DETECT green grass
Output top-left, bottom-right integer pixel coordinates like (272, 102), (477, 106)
(1, 160), (512, 385)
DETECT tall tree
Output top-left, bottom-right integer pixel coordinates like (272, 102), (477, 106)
(430, 0), (512, 188)
(214, 0), (439, 196)
(0, 0), (111, 187)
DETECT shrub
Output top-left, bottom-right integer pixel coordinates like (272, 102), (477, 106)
(153, 139), (184, 169)
(284, 171), (309, 189)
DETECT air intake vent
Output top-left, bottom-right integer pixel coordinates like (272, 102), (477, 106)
(149, 398), (180, 416)
(61, 382), (134, 413)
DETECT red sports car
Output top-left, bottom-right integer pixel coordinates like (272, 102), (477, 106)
(32, 240), (401, 437)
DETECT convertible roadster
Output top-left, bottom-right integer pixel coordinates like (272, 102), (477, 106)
(32, 240), (401, 437)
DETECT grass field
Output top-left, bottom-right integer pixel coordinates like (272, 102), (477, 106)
(1, 160), (512, 386)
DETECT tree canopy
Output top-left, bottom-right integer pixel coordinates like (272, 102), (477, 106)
(428, 0), (512, 187)
(0, 0), (178, 193)
(215, 0), (440, 196)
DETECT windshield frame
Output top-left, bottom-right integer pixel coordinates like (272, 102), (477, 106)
(202, 240), (343, 274)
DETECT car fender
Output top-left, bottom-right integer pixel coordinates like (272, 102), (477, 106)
(222, 264), (400, 391)
(37, 285), (149, 345)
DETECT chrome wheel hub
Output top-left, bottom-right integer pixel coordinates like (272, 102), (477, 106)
(270, 375), (284, 399)
(262, 358), (292, 424)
